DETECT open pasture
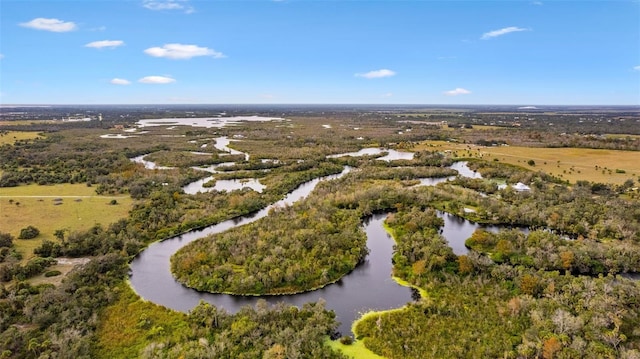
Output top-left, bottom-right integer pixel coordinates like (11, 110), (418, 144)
(418, 141), (639, 185)
(0, 183), (132, 260)
(0, 130), (43, 145)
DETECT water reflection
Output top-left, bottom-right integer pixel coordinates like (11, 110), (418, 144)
(327, 148), (414, 161)
(183, 178), (265, 195)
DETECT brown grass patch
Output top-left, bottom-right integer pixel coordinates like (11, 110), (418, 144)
(417, 141), (639, 185)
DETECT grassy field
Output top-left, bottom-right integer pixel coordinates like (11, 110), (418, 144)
(326, 337), (386, 359)
(417, 141), (639, 185)
(0, 183), (132, 261)
(0, 130), (43, 145)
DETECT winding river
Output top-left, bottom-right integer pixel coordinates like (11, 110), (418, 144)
(130, 152), (506, 335)
(129, 139), (536, 335)
(124, 137), (637, 337)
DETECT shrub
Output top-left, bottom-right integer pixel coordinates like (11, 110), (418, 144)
(18, 226), (40, 239)
(0, 232), (13, 248)
(44, 270), (62, 277)
(339, 335), (354, 345)
(34, 240), (63, 257)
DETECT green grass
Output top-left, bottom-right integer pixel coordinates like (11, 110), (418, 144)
(0, 130), (43, 145)
(0, 183), (132, 261)
(326, 337), (386, 359)
(95, 282), (190, 359)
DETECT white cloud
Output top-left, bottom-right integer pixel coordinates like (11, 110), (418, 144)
(444, 88), (471, 96)
(0, 54), (4, 60)
(139, 76), (176, 84)
(110, 78), (131, 85)
(381, 93), (393, 98)
(20, 18), (77, 32)
(532, 1), (543, 5)
(85, 40), (124, 49)
(144, 43), (225, 60)
(634, 65), (640, 71)
(481, 26), (528, 40)
(355, 69), (396, 79)
(143, 0), (194, 13)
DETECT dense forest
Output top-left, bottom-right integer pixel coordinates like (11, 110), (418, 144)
(356, 207), (640, 358)
(0, 106), (639, 358)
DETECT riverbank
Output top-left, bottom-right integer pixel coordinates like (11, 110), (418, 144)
(329, 220), (429, 358)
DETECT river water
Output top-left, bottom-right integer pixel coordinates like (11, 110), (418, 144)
(127, 139), (639, 336)
(128, 138), (534, 335)
(129, 151), (501, 335)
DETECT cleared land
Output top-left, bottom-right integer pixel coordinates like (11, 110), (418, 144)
(0, 130), (43, 145)
(418, 141), (639, 185)
(28, 257), (91, 286)
(0, 183), (131, 260)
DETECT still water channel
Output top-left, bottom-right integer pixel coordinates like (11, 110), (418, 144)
(125, 137), (637, 336)
(129, 153), (499, 335)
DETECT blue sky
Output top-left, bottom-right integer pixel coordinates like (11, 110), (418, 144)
(1, 0), (639, 105)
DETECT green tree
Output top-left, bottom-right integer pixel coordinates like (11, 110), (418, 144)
(18, 226), (40, 239)
(0, 232), (13, 248)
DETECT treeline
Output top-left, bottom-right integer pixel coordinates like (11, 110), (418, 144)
(144, 150), (246, 168)
(138, 300), (344, 359)
(0, 232), (58, 283)
(0, 254), (128, 358)
(466, 229), (640, 275)
(0, 172), (345, 357)
(425, 115), (640, 152)
(0, 131), (175, 188)
(96, 284), (346, 359)
(429, 161), (640, 243)
(345, 165), (456, 183)
(467, 159), (564, 185)
(0, 133), (138, 187)
(354, 206), (640, 358)
(0, 233), (20, 264)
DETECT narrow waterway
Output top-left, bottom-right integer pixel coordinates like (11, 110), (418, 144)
(130, 149), (531, 335)
(131, 206), (503, 336)
(131, 167), (418, 336)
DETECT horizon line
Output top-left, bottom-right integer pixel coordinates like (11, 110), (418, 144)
(2, 103), (639, 108)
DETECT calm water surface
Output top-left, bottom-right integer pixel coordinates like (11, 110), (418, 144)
(129, 149), (554, 334)
(130, 161), (500, 335)
(130, 204), (502, 335)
